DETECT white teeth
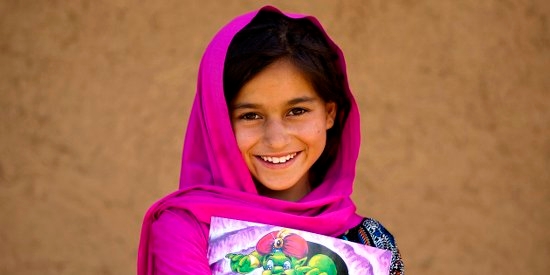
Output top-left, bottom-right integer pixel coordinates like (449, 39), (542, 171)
(260, 153), (297, 164)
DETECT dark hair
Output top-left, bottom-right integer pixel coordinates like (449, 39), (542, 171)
(224, 9), (350, 187)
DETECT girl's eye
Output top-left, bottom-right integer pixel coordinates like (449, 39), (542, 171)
(239, 112), (261, 120)
(287, 108), (308, 116)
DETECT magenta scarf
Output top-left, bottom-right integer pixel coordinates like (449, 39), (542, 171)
(138, 6), (362, 274)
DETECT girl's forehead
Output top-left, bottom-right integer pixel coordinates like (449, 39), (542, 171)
(232, 60), (320, 104)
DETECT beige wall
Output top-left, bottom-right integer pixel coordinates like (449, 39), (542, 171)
(1, 1), (548, 274)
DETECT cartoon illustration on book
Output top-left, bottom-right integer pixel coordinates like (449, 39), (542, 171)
(208, 217), (392, 275)
(225, 229), (347, 274)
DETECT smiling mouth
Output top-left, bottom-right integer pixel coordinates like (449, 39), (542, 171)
(258, 152), (298, 164)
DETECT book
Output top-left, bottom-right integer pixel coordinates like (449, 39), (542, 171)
(208, 216), (392, 275)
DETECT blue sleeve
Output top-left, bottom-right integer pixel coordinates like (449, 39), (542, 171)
(360, 218), (405, 275)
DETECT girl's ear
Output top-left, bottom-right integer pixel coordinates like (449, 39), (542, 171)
(325, 102), (337, 130)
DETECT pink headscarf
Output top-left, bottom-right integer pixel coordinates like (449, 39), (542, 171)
(138, 5), (362, 274)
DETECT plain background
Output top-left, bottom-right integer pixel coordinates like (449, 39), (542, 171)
(1, 0), (549, 274)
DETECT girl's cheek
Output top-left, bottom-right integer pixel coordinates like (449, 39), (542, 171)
(235, 127), (260, 148)
(291, 121), (325, 135)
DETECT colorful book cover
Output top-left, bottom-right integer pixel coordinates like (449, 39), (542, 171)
(208, 216), (392, 275)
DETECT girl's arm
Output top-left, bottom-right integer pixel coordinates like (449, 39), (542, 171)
(150, 209), (211, 274)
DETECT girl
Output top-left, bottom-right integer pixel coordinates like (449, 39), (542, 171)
(138, 6), (404, 275)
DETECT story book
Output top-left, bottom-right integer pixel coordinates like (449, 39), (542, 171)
(208, 216), (392, 275)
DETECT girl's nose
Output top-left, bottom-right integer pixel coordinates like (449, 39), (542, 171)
(263, 119), (290, 149)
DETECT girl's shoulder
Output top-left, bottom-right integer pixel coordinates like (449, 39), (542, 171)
(340, 217), (405, 275)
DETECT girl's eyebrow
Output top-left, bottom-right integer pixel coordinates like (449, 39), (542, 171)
(287, 96), (317, 105)
(232, 96), (317, 110)
(231, 102), (260, 110)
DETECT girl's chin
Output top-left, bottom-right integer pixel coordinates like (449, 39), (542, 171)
(253, 177), (310, 201)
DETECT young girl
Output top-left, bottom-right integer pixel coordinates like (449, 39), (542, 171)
(138, 6), (404, 275)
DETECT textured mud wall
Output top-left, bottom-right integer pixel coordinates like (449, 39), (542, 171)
(1, 1), (549, 274)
